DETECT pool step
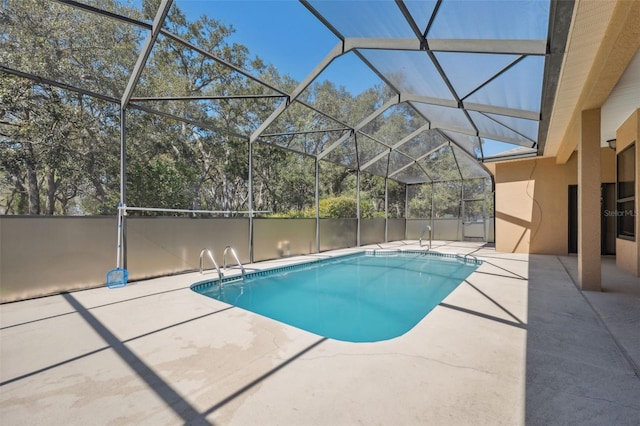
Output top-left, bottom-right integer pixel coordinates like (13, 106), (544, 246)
(218, 276), (244, 286)
(366, 249), (400, 256)
(365, 248), (483, 265)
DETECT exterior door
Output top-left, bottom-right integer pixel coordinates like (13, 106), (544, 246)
(567, 184), (616, 255)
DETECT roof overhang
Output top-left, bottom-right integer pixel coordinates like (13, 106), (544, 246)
(544, 0), (640, 163)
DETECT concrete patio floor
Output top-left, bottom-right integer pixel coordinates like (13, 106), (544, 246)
(1, 241), (639, 425)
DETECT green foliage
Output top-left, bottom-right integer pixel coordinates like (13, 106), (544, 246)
(128, 158), (197, 212)
(408, 184), (432, 218)
(263, 196), (377, 219)
(432, 181), (462, 217)
(263, 210), (311, 219)
(252, 144), (315, 214)
(320, 197), (356, 218)
(0, 0), (140, 214)
(317, 196), (374, 219)
(407, 177), (493, 219)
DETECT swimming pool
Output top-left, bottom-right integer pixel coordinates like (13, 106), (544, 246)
(191, 251), (480, 342)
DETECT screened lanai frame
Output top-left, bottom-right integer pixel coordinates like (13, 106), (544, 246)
(0, 0), (574, 263)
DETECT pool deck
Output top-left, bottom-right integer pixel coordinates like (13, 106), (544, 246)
(1, 241), (639, 425)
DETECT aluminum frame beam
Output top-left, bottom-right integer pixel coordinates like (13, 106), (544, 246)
(132, 103), (248, 140)
(478, 111), (538, 145)
(428, 39), (547, 55)
(356, 131), (396, 150)
(459, 56), (526, 101)
(360, 150), (390, 174)
(360, 124), (431, 171)
(159, 30), (288, 98)
(130, 94), (286, 102)
(439, 131), (494, 178)
(117, 0), (171, 271)
(253, 138), (318, 160)
(55, 0), (151, 29)
(0, 65), (119, 104)
(261, 128), (351, 138)
(388, 142), (447, 179)
(463, 102), (540, 121)
(0, 66), (247, 140)
(400, 94), (458, 108)
(317, 95), (401, 160)
(292, 99), (354, 130)
(121, 0), (172, 108)
(403, 96), (539, 121)
(246, 33), (541, 161)
(249, 42), (345, 144)
(56, 0), (289, 103)
(342, 38), (546, 55)
(410, 101), (492, 178)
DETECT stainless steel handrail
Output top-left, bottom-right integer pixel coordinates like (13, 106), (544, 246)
(199, 248), (223, 278)
(464, 253), (478, 262)
(223, 245), (246, 279)
(419, 225), (432, 250)
(455, 253), (479, 264)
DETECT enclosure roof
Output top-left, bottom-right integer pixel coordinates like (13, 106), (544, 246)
(296, 0), (568, 162)
(1, 0), (574, 184)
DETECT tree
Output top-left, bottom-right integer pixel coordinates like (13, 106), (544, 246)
(129, 0), (280, 214)
(0, 76), (90, 214)
(0, 0), (140, 214)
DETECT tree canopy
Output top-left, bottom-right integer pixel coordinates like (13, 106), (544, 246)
(0, 0), (492, 218)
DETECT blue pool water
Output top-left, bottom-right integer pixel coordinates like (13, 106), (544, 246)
(192, 252), (479, 342)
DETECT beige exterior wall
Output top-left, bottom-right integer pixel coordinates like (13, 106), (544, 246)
(615, 109), (640, 275)
(617, 238), (638, 276)
(495, 148), (616, 254)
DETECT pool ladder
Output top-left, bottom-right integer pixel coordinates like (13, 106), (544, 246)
(223, 245), (246, 280)
(200, 248), (223, 278)
(199, 246), (246, 280)
(419, 225), (432, 250)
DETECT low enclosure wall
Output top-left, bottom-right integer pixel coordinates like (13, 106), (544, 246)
(253, 218), (316, 262)
(406, 218), (494, 243)
(0, 215), (491, 302)
(0, 216), (250, 302)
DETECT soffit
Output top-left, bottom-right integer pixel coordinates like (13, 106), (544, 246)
(601, 49), (640, 144)
(543, 0), (615, 157)
(545, 0), (640, 161)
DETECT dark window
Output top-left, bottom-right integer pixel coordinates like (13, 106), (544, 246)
(617, 143), (635, 240)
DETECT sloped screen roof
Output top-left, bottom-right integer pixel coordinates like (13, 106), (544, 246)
(1, 0), (572, 184)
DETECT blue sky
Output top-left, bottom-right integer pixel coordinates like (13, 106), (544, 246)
(175, 0), (383, 94)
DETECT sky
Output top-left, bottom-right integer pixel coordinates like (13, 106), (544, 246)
(174, 0), (383, 95)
